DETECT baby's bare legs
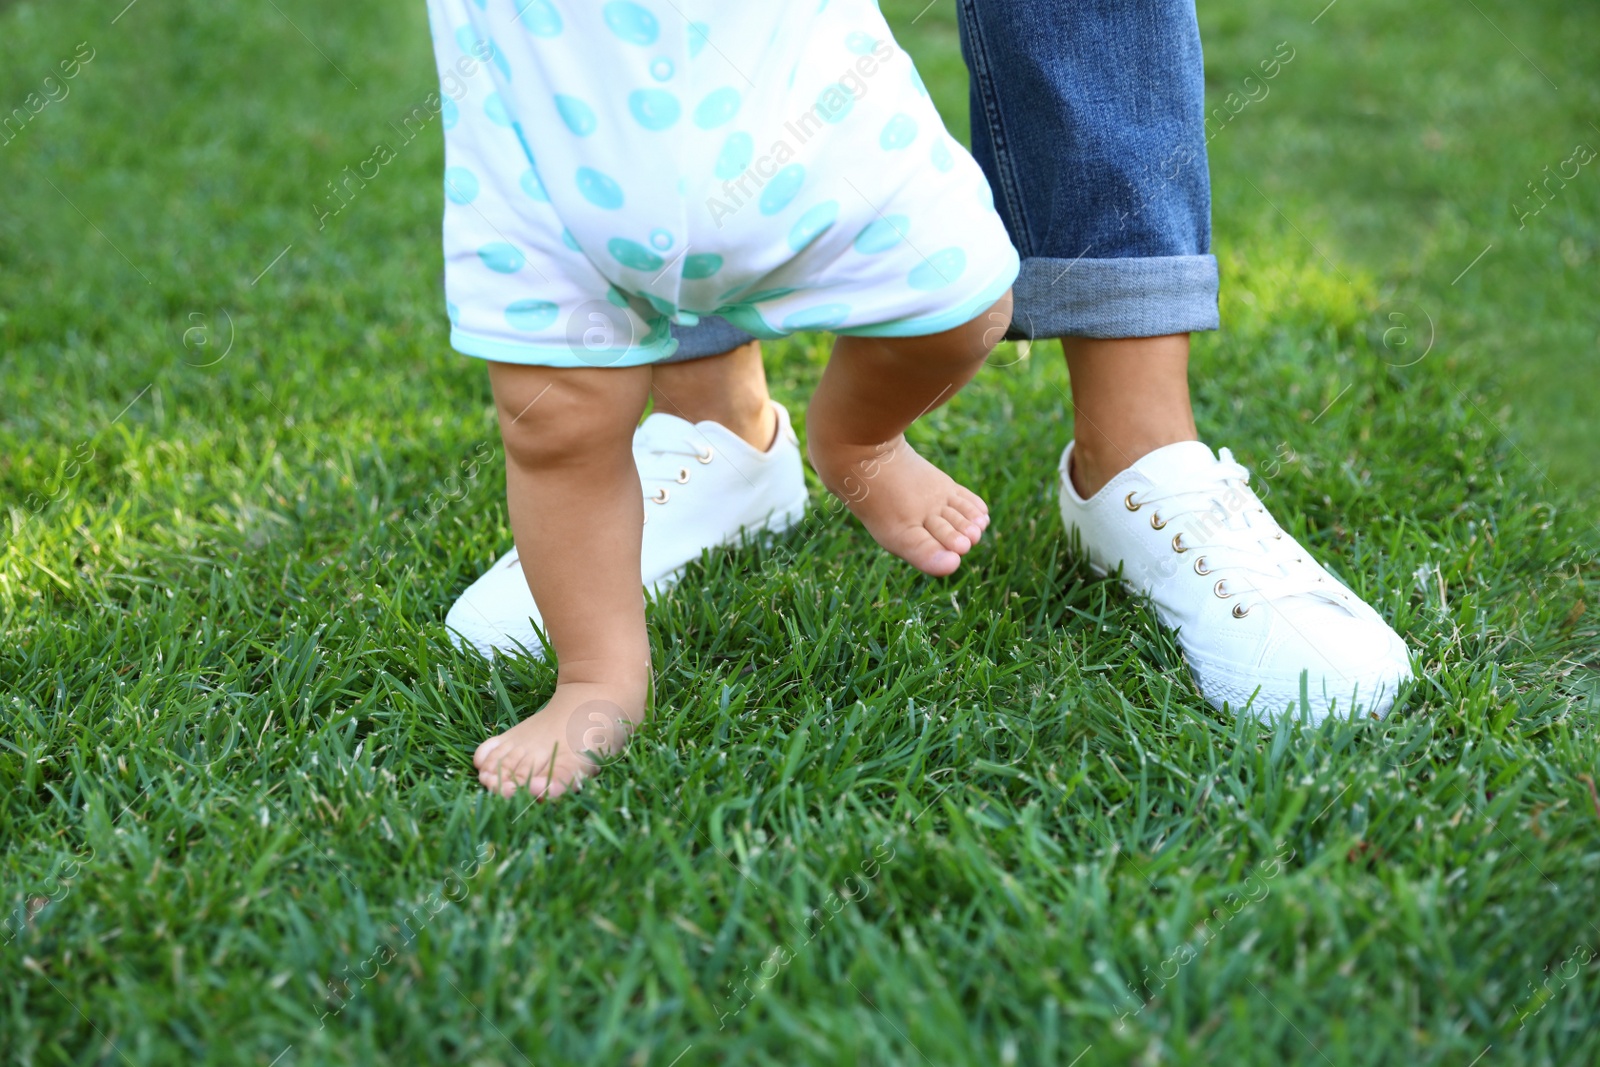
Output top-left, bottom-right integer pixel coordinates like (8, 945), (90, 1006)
(474, 362), (654, 799)
(806, 291), (1013, 576)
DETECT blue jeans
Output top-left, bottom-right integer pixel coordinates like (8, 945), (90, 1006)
(668, 0), (1218, 359)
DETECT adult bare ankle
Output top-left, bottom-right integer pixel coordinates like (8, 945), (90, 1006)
(650, 342), (777, 451)
(1062, 333), (1199, 497)
(1069, 444), (1115, 499)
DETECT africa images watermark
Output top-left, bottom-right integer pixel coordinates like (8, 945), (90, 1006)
(311, 842), (494, 1031)
(1512, 141), (1595, 230)
(311, 36), (497, 230)
(1, 41), (96, 148)
(716, 841), (897, 1028)
(704, 39), (895, 228)
(1114, 842), (1295, 1031)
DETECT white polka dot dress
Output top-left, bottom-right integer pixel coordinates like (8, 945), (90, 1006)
(427, 0), (1019, 367)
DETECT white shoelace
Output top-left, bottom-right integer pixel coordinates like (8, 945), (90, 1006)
(638, 435), (713, 519)
(1128, 448), (1349, 616)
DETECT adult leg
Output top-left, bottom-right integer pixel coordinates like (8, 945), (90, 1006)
(957, 0), (1412, 722)
(650, 339), (776, 452)
(958, 0), (1215, 500)
(1064, 334), (1197, 497)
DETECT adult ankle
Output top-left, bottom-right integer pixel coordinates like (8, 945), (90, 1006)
(652, 393), (776, 451)
(1070, 433), (1199, 498)
(649, 342), (777, 451)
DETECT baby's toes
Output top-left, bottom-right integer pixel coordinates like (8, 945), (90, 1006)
(529, 768), (581, 801)
(474, 735), (506, 771)
(896, 524), (962, 577)
(479, 756), (522, 797)
(924, 513), (973, 555)
(950, 488), (990, 529)
(942, 504), (983, 543)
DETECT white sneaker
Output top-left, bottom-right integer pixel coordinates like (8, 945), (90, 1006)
(446, 400), (809, 659)
(1058, 440), (1413, 722)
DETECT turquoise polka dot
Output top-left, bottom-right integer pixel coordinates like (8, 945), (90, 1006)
(683, 253), (723, 279)
(606, 286), (630, 308)
(608, 237), (664, 271)
(649, 228), (673, 250)
(517, 0), (562, 36)
(693, 87), (741, 129)
(505, 299), (560, 332)
(910, 64), (928, 97)
(555, 94), (597, 136)
(815, 83), (855, 123)
(444, 166), (479, 204)
(650, 57), (674, 81)
(477, 243), (525, 273)
(519, 167), (549, 202)
(454, 27), (487, 59)
(853, 215), (909, 254)
(602, 1), (658, 45)
(440, 97), (459, 130)
(561, 229), (581, 251)
(576, 166), (624, 209)
(687, 22), (710, 58)
(644, 293), (677, 318)
(783, 304), (851, 331)
(489, 45), (511, 81)
(446, 301), (461, 325)
(759, 164), (805, 215)
(908, 247), (967, 291)
(931, 140), (954, 172)
(628, 88), (680, 130)
(788, 200), (838, 252)
(880, 113), (918, 150)
(714, 132), (754, 180)
(845, 32), (877, 55)
(484, 93), (513, 127)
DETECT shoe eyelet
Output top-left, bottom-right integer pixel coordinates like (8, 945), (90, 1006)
(676, 467), (691, 484)
(1150, 512), (1168, 530)
(651, 488), (670, 504)
(695, 446), (715, 464)
(1124, 492), (1142, 512)
(1213, 579), (1230, 599)
(1171, 533), (1187, 553)
(1232, 603), (1251, 618)
(1194, 556), (1210, 576)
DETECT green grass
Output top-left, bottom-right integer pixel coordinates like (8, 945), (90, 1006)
(3, 1), (1598, 1064)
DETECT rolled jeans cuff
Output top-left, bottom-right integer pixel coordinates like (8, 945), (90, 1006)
(1008, 253), (1219, 341)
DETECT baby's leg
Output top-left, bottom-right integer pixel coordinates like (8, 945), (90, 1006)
(474, 362), (654, 799)
(806, 292), (1013, 577)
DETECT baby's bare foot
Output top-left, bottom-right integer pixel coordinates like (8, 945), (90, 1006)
(809, 434), (989, 577)
(474, 681), (646, 799)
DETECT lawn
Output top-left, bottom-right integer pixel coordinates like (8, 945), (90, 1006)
(2, 1), (1598, 1065)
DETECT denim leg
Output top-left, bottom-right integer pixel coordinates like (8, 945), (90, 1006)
(662, 317), (758, 363)
(957, 0), (1219, 339)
